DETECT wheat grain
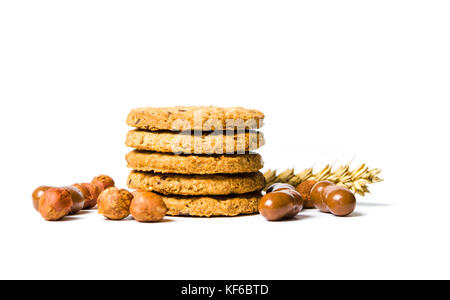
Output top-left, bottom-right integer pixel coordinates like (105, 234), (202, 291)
(263, 163), (383, 196)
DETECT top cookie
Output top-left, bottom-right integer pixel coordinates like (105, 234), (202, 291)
(127, 106), (264, 131)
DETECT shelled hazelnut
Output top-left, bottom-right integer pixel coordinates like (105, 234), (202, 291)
(38, 188), (73, 221)
(72, 183), (98, 209)
(132, 189), (144, 197)
(130, 191), (167, 222)
(32, 185), (52, 211)
(60, 186), (85, 214)
(92, 175), (115, 193)
(33, 185), (85, 214)
(97, 187), (133, 220)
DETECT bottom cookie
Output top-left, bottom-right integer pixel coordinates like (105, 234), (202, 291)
(158, 193), (261, 217)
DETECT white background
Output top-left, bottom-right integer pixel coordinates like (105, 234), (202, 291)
(0, 0), (449, 280)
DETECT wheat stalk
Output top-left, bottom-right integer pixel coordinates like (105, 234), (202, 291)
(264, 164), (383, 196)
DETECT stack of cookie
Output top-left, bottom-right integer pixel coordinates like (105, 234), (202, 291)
(125, 106), (265, 217)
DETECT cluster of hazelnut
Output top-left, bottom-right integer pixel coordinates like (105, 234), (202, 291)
(32, 175), (167, 223)
(98, 188), (167, 222)
(259, 180), (356, 221)
(32, 175), (115, 220)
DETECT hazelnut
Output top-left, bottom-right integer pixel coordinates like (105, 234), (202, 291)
(32, 185), (51, 211)
(98, 187), (133, 220)
(258, 190), (302, 221)
(61, 186), (85, 214)
(310, 181), (335, 212)
(92, 175), (115, 193)
(130, 192), (168, 222)
(73, 183), (98, 209)
(296, 180), (317, 208)
(324, 186), (356, 217)
(131, 189), (145, 197)
(86, 183), (100, 207)
(266, 183), (296, 193)
(38, 188), (73, 221)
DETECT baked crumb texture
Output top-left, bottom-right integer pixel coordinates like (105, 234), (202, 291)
(125, 106), (265, 217)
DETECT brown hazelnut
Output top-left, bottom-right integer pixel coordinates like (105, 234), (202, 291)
(266, 183), (296, 193)
(258, 190), (302, 221)
(73, 183), (97, 209)
(296, 180), (317, 208)
(324, 186), (356, 217)
(310, 181), (335, 212)
(38, 188), (73, 221)
(130, 192), (168, 222)
(98, 187), (133, 220)
(131, 189), (145, 197)
(32, 185), (51, 211)
(91, 175), (115, 193)
(61, 186), (85, 214)
(86, 183), (100, 207)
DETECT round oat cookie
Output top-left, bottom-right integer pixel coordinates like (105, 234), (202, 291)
(127, 106), (264, 131)
(125, 130), (265, 154)
(126, 150), (264, 174)
(160, 193), (261, 217)
(127, 171), (265, 196)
